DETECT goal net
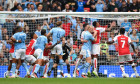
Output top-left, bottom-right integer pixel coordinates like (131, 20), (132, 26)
(0, 12), (140, 78)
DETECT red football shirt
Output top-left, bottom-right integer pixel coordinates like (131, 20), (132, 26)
(43, 42), (52, 56)
(9, 44), (14, 53)
(62, 23), (71, 36)
(26, 39), (36, 55)
(113, 35), (131, 56)
(92, 27), (106, 44)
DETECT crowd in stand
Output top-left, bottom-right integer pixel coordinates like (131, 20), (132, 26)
(0, 0), (140, 66)
(0, 0), (139, 12)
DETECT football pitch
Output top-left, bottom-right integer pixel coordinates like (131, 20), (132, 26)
(0, 78), (140, 84)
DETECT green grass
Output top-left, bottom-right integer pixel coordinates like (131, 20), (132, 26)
(0, 78), (140, 84)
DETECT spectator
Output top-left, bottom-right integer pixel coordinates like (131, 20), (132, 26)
(130, 29), (139, 50)
(35, 3), (43, 11)
(116, 0), (122, 8)
(30, 4), (36, 11)
(42, 0), (51, 11)
(35, 24), (41, 37)
(119, 0), (129, 12)
(52, 0), (66, 11)
(3, 19), (15, 37)
(7, 0), (17, 9)
(28, 19), (37, 33)
(76, 18), (83, 40)
(135, 19), (140, 32)
(71, 16), (77, 33)
(66, 0), (77, 12)
(2, 28), (9, 41)
(62, 17), (72, 36)
(41, 20), (50, 34)
(100, 38), (108, 61)
(121, 19), (131, 32)
(48, 18), (55, 28)
(108, 32), (116, 62)
(129, 0), (139, 12)
(62, 4), (73, 12)
(114, 7), (118, 12)
(15, 3), (22, 11)
(95, 0), (106, 12)
(66, 32), (77, 46)
(24, 3), (31, 11)
(108, 0), (118, 12)
(76, 0), (86, 12)
(126, 0), (132, 8)
(51, 2), (59, 11)
(11, 1), (18, 11)
(0, 5), (3, 11)
(17, 19), (29, 33)
(128, 23), (138, 35)
(25, 0), (36, 9)
(87, 0), (97, 12)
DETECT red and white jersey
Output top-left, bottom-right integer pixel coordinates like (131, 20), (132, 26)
(92, 27), (106, 44)
(113, 35), (131, 56)
(43, 42), (52, 56)
(26, 39), (36, 55)
(9, 44), (14, 53)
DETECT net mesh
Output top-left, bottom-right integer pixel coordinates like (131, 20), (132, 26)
(0, 12), (140, 78)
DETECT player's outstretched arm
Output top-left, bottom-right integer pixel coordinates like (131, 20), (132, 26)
(45, 41), (60, 49)
(11, 37), (22, 43)
(107, 40), (114, 44)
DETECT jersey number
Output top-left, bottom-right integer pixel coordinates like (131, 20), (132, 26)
(121, 40), (125, 48)
(57, 32), (60, 38)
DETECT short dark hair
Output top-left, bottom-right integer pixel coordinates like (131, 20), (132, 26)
(16, 26), (21, 31)
(12, 28), (17, 34)
(56, 21), (62, 26)
(83, 23), (88, 28)
(30, 32), (35, 39)
(41, 29), (46, 35)
(120, 28), (125, 34)
(93, 21), (97, 27)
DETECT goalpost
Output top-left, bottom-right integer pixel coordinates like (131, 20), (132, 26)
(0, 12), (139, 78)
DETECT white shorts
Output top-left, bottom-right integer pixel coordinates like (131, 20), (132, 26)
(25, 55), (36, 64)
(9, 53), (15, 60)
(80, 49), (91, 58)
(91, 44), (100, 55)
(15, 49), (26, 60)
(51, 44), (63, 55)
(34, 49), (43, 59)
(119, 54), (133, 63)
(43, 56), (49, 61)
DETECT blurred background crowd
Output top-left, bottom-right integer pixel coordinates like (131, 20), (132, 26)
(0, 0), (139, 12)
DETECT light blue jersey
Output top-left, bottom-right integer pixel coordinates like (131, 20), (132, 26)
(121, 22), (131, 32)
(49, 27), (65, 45)
(34, 35), (48, 51)
(13, 32), (26, 50)
(82, 31), (95, 51)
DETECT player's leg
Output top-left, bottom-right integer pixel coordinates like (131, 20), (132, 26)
(74, 49), (84, 77)
(65, 59), (71, 77)
(127, 54), (139, 78)
(31, 49), (44, 78)
(82, 50), (91, 78)
(6, 53), (13, 78)
(39, 60), (45, 77)
(119, 55), (127, 78)
(27, 55), (37, 73)
(15, 49), (23, 78)
(11, 51), (17, 78)
(43, 56), (49, 78)
(92, 44), (100, 77)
